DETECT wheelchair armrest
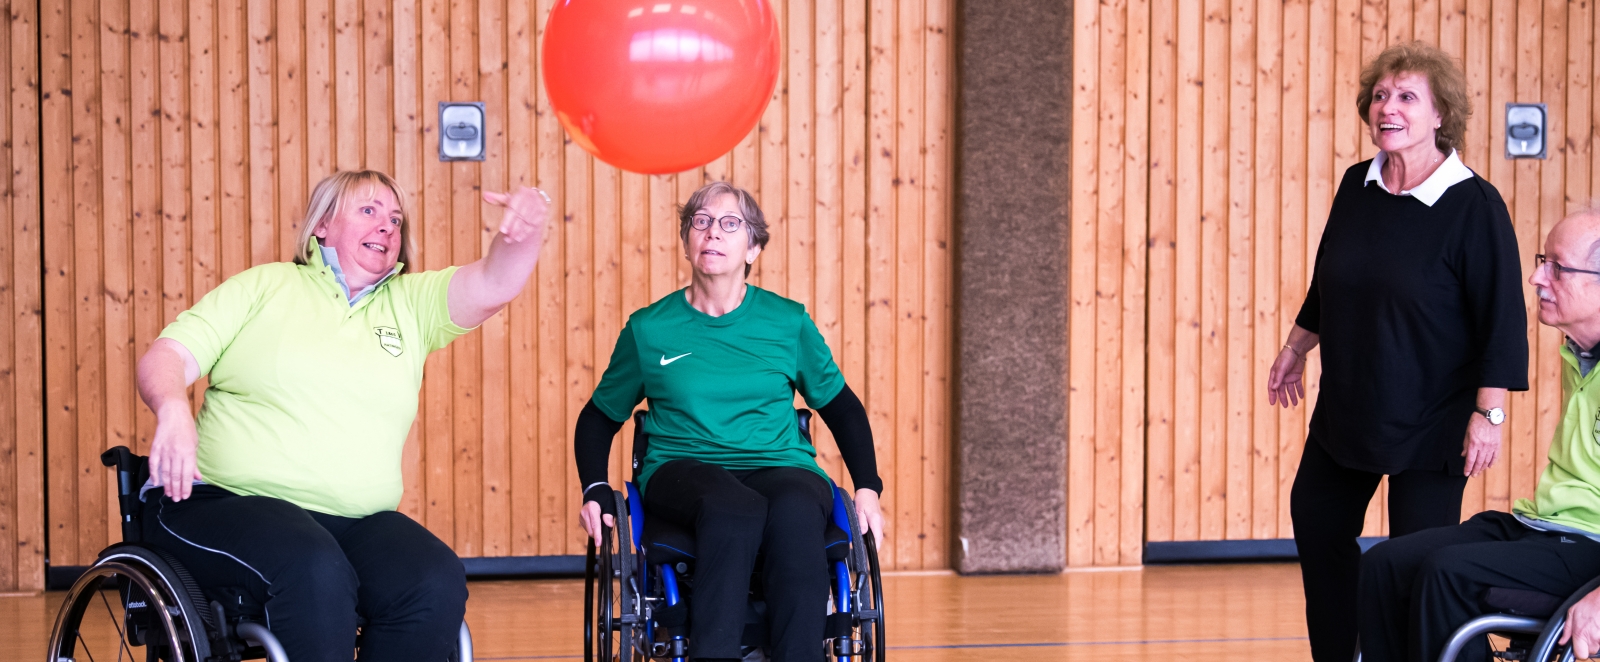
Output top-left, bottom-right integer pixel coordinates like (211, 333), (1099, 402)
(100, 445), (149, 543)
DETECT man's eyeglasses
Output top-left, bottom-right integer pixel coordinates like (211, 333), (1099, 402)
(1536, 254), (1600, 280)
(690, 213), (746, 233)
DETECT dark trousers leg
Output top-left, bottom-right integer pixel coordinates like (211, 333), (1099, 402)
(312, 510), (468, 662)
(740, 468), (834, 662)
(1356, 511), (1522, 662)
(1386, 465), (1469, 537)
(1292, 439), (1381, 662)
(645, 460), (768, 661)
(142, 486), (360, 662)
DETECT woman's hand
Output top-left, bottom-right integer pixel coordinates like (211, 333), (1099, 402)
(579, 499), (616, 544)
(483, 187), (551, 245)
(1462, 410), (1502, 477)
(1562, 585), (1600, 659)
(855, 489), (886, 545)
(1266, 346), (1307, 408)
(147, 402), (202, 501)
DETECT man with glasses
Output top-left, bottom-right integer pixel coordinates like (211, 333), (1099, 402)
(1357, 210), (1600, 661)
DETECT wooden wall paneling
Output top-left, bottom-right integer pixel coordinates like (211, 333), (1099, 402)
(478, 0), (510, 558)
(42, 0), (78, 567)
(419, 0), (454, 545)
(0, 0), (16, 592)
(71, 0), (108, 563)
(1534, 0), (1566, 493)
(23, 0), (958, 578)
(1504, 0), (1540, 515)
(1224, 0), (1255, 541)
(1171, 0), (1203, 543)
(865, 0), (899, 568)
(922, 0), (953, 568)
(1145, 0), (1177, 545)
(1568, 0), (1592, 216)
(1594, 0), (1600, 201)
(1092, 0), (1127, 563)
(1066, 0), (1099, 566)
(450, 0), (485, 557)
(10, 0), (44, 591)
(1278, 0), (1310, 538)
(1251, 0), (1282, 541)
(1119, 0), (1150, 564)
(100, 0), (133, 551)
(1199, 0), (1230, 541)
(394, 0), (425, 523)
(813, 0), (844, 484)
(889, 0), (922, 565)
(1414, 0), (1438, 43)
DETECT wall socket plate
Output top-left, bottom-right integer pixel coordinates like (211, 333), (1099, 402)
(1506, 103), (1547, 160)
(439, 102), (486, 162)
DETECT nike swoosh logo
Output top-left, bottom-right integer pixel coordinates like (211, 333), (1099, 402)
(660, 353), (692, 366)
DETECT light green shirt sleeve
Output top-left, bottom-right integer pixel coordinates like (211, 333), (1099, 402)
(158, 265), (271, 375)
(389, 266), (473, 353)
(794, 311), (845, 408)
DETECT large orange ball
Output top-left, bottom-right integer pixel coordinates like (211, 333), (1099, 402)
(542, 0), (781, 175)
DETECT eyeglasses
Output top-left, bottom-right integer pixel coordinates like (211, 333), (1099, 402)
(1536, 254), (1600, 280)
(690, 213), (746, 233)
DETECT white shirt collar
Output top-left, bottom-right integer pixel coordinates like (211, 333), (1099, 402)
(1363, 149), (1474, 206)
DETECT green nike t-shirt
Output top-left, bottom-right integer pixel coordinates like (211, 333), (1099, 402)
(591, 285), (847, 490)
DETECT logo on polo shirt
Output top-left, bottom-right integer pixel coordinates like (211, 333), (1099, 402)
(374, 327), (403, 357)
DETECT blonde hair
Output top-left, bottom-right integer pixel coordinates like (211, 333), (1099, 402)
(292, 170), (417, 274)
(1356, 41), (1471, 154)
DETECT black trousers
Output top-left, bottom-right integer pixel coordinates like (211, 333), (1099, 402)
(1358, 510), (1600, 662)
(643, 460), (834, 662)
(1290, 437), (1468, 662)
(141, 485), (468, 662)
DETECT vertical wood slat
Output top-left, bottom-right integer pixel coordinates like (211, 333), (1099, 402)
(7, 0), (45, 592)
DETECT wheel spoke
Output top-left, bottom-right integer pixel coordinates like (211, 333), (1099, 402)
(75, 630), (99, 662)
(99, 589), (132, 662)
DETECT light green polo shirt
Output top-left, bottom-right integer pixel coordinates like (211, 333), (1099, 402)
(591, 285), (846, 491)
(1514, 343), (1600, 534)
(158, 247), (470, 517)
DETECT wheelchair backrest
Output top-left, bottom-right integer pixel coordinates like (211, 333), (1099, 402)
(100, 446), (149, 544)
(630, 408), (815, 482)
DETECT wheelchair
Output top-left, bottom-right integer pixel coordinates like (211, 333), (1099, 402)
(46, 445), (474, 662)
(584, 409), (886, 662)
(1432, 575), (1600, 662)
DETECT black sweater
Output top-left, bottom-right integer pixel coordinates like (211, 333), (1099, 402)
(1295, 162), (1528, 475)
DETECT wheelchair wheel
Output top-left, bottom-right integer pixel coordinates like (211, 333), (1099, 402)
(48, 544), (214, 662)
(843, 495), (886, 662)
(585, 489), (640, 662)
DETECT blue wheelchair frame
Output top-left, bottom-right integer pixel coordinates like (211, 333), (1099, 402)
(584, 409), (885, 662)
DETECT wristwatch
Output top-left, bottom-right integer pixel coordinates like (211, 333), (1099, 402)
(1475, 406), (1506, 426)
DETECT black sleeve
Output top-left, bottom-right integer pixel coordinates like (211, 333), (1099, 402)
(1459, 183), (1530, 390)
(816, 384), (883, 494)
(574, 399), (627, 507)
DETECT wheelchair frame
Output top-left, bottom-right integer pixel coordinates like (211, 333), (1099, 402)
(1433, 575), (1600, 662)
(46, 445), (473, 662)
(584, 409), (886, 662)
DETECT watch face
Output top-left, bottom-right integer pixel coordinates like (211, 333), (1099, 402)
(1488, 408), (1505, 425)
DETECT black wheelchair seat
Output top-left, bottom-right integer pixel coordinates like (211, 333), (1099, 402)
(640, 509), (854, 568)
(1484, 586), (1566, 618)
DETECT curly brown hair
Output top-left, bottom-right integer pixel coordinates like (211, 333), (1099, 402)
(1356, 41), (1470, 154)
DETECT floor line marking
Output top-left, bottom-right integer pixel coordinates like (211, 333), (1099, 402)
(471, 636), (1312, 659)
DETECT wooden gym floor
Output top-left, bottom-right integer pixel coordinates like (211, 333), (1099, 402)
(2, 563), (1310, 660)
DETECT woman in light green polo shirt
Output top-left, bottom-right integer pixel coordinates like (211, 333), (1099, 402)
(574, 181), (886, 662)
(135, 170), (549, 662)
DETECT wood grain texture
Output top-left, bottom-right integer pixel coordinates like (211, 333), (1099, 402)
(25, 0), (955, 578)
(1083, 0), (1588, 562)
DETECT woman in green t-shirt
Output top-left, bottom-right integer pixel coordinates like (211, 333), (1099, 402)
(575, 181), (886, 662)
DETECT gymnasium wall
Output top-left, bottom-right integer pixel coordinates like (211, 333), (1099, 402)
(16, 0), (953, 591)
(0, 0), (43, 594)
(1073, 0), (1600, 566)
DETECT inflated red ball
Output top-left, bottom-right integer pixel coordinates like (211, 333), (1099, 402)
(542, 0), (782, 175)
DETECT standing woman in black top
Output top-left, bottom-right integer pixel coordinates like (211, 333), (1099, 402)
(1265, 41), (1528, 662)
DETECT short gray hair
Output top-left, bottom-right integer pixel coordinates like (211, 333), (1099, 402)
(678, 182), (770, 277)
